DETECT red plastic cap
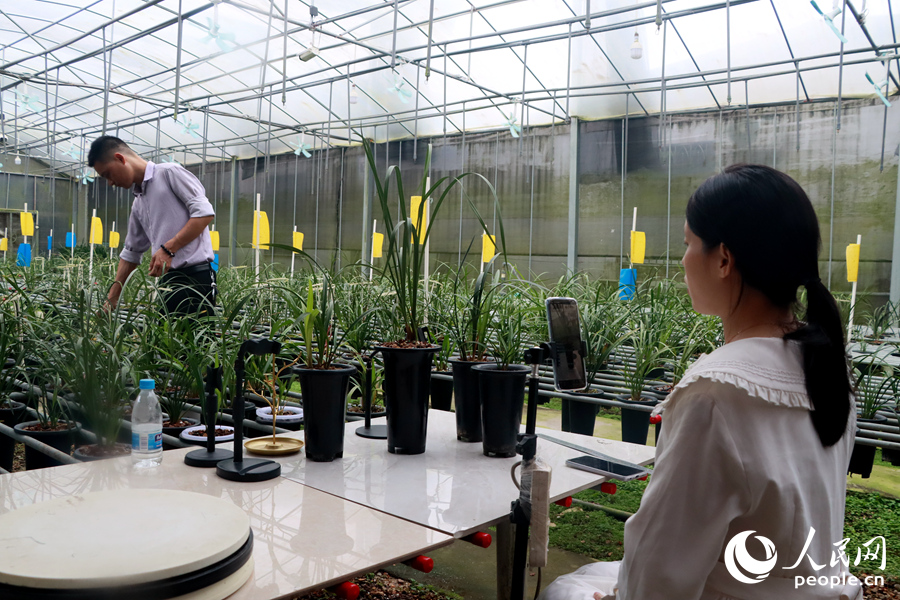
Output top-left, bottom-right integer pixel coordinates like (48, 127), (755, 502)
(464, 532), (492, 548)
(554, 496), (573, 508)
(639, 475), (648, 481)
(406, 555), (434, 573)
(649, 415), (662, 425)
(334, 582), (360, 600)
(599, 481), (617, 495)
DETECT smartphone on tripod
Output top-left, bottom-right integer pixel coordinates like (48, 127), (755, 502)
(545, 297), (588, 391)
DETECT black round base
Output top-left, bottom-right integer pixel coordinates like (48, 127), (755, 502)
(0, 531), (253, 600)
(216, 458), (281, 482)
(355, 424), (388, 439)
(184, 448), (234, 468)
(484, 450), (516, 458)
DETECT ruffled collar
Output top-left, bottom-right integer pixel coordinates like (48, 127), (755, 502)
(651, 337), (811, 417)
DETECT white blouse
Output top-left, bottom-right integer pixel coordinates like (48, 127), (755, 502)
(613, 337), (861, 600)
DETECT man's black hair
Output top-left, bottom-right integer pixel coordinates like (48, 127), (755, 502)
(87, 136), (132, 167)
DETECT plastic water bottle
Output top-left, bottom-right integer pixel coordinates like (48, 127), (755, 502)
(132, 379), (162, 468)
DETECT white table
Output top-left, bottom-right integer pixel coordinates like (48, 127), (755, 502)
(0, 445), (453, 600)
(269, 410), (656, 539)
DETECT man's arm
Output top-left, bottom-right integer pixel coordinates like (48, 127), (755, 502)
(107, 258), (140, 308)
(148, 215), (214, 277)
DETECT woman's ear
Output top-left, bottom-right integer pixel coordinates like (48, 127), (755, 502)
(717, 243), (735, 279)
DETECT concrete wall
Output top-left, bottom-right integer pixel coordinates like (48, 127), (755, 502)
(69, 96), (900, 296)
(0, 153), (78, 254)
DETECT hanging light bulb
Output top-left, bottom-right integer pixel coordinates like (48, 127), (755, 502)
(349, 83), (358, 105)
(13, 155), (21, 166)
(630, 32), (642, 60)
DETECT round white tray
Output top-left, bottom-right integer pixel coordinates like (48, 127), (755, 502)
(0, 489), (251, 590)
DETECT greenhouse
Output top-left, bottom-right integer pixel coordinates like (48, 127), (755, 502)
(0, 1), (899, 599)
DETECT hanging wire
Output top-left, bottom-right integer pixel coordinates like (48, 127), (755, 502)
(520, 45), (528, 155)
(336, 146), (344, 269)
(726, 0), (731, 105)
(326, 81), (332, 171)
(391, 0), (399, 70)
(880, 55), (891, 172)
(828, 105), (837, 289)
(458, 101), (465, 267)
(795, 64), (801, 152)
(413, 64), (421, 162)
(173, 0), (183, 119)
(201, 98), (210, 180)
(282, 0), (288, 105)
(659, 20), (667, 148)
(745, 79), (751, 154)
(836, 0), (847, 131)
(102, 25), (108, 134)
(425, 0), (435, 79)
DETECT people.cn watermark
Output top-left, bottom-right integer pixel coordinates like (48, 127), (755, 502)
(724, 528), (886, 590)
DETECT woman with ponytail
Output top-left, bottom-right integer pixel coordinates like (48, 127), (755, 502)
(542, 165), (859, 600)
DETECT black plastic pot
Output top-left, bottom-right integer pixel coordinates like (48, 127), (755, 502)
(378, 345), (439, 455)
(880, 447), (900, 466)
(232, 399), (258, 415)
(346, 404), (386, 419)
(562, 391), (603, 436)
(243, 393), (269, 408)
(616, 395), (658, 445)
(14, 420), (80, 470)
(294, 364), (354, 462)
(849, 415), (888, 478)
(162, 417), (200, 438)
(647, 366), (666, 380)
(254, 417), (303, 432)
(475, 364), (529, 458)
(450, 358), (486, 443)
(73, 443), (131, 462)
(430, 372), (454, 411)
(0, 396), (27, 472)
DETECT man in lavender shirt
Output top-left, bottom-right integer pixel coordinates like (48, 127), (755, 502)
(88, 136), (216, 316)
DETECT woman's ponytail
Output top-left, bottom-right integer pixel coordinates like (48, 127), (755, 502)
(784, 278), (851, 447)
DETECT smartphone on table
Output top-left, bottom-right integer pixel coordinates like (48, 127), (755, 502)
(565, 455), (650, 482)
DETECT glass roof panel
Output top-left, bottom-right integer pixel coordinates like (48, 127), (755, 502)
(0, 0), (896, 165)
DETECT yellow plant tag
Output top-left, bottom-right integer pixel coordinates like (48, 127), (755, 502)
(630, 230), (646, 264)
(0, 239), (8, 252)
(293, 231), (304, 252)
(19, 212), (34, 236)
(846, 243), (860, 283)
(482, 234), (496, 263)
(252, 211), (270, 249)
(90, 217), (103, 245)
(410, 196), (427, 244)
(209, 230), (220, 251)
(109, 231), (120, 249)
(372, 232), (384, 258)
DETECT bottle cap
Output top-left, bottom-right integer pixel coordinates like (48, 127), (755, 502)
(139, 379), (155, 390)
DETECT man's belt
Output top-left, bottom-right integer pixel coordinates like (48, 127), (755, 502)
(168, 262), (212, 277)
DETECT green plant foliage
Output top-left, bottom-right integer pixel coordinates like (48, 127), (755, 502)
(854, 362), (897, 419)
(363, 138), (504, 343)
(548, 479), (649, 560)
(843, 491), (900, 577)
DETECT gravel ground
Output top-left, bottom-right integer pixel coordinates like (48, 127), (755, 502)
(861, 574), (900, 599)
(12, 442), (24, 472)
(299, 571), (459, 600)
